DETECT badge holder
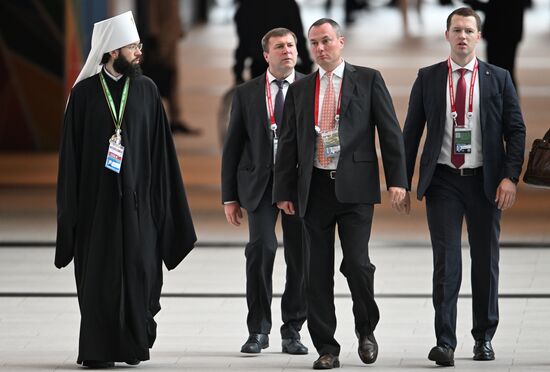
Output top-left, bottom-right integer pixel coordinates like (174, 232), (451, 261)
(271, 124), (278, 164)
(320, 115), (341, 158)
(453, 113), (472, 155)
(105, 129), (124, 173)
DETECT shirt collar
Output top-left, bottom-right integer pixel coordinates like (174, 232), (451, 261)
(319, 59), (345, 79)
(450, 57), (477, 73)
(102, 66), (123, 81)
(267, 69), (295, 85)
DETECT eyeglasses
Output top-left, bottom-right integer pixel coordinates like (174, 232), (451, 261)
(125, 43), (143, 51)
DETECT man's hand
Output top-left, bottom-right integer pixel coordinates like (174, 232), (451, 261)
(396, 191), (411, 215)
(224, 202), (243, 226)
(495, 178), (517, 210)
(277, 201), (295, 215)
(388, 186), (407, 212)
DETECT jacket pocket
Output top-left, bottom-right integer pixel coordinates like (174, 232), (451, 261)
(353, 151), (376, 162)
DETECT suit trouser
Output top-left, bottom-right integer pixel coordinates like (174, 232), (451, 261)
(245, 185), (307, 339)
(425, 166), (501, 350)
(303, 168), (378, 356)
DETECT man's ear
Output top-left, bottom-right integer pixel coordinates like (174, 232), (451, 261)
(109, 49), (119, 59)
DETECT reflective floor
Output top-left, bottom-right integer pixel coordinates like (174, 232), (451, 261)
(1, 0), (549, 370)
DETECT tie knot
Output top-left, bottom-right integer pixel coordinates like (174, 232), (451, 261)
(458, 68), (467, 77)
(325, 71), (333, 80)
(275, 79), (285, 89)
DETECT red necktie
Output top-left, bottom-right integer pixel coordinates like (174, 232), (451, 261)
(317, 72), (335, 167)
(451, 68), (466, 168)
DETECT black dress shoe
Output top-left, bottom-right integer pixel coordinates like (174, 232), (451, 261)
(313, 354), (340, 369)
(473, 340), (495, 361)
(282, 338), (308, 354)
(81, 360), (115, 369)
(125, 359), (141, 365)
(358, 333), (378, 364)
(428, 345), (455, 366)
(240, 333), (269, 353)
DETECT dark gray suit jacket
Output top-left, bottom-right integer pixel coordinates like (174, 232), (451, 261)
(403, 59), (526, 203)
(273, 63), (408, 217)
(221, 71), (304, 211)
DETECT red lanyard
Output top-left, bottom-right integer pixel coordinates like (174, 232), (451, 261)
(447, 57), (478, 124)
(265, 74), (295, 131)
(314, 71), (343, 133)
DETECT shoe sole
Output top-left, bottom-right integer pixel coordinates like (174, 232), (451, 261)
(240, 342), (269, 353)
(313, 360), (340, 369)
(473, 355), (495, 361)
(359, 352), (378, 364)
(428, 351), (454, 366)
(282, 345), (308, 354)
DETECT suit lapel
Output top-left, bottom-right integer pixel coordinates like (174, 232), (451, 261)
(477, 59), (490, 132)
(339, 63), (356, 117)
(305, 73), (318, 146)
(435, 61), (448, 132)
(253, 73), (271, 138)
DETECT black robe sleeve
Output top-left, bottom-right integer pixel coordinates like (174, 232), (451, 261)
(55, 92), (80, 268)
(150, 91), (197, 270)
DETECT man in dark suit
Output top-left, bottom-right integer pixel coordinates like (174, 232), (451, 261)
(221, 28), (308, 355)
(401, 7), (526, 367)
(274, 18), (408, 369)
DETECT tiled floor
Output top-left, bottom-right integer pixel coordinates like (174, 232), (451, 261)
(1, 0), (550, 370)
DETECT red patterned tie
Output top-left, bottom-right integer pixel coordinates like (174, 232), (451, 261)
(317, 71), (335, 167)
(451, 68), (466, 168)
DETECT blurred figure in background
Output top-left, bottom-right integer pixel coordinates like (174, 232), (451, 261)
(138, 0), (201, 135)
(233, 0), (313, 84)
(463, 0), (532, 89)
(398, 0), (423, 38)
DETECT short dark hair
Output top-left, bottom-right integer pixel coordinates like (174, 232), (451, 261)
(446, 7), (482, 31)
(308, 18), (343, 38)
(261, 28), (297, 53)
(100, 52), (111, 65)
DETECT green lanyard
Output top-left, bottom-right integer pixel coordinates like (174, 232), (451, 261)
(99, 71), (130, 134)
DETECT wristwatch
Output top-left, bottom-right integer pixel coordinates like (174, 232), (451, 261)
(508, 177), (519, 184)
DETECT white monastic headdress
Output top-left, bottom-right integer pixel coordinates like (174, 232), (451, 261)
(73, 11), (140, 87)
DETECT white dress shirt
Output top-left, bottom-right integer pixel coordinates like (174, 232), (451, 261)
(438, 58), (483, 169)
(266, 69), (295, 122)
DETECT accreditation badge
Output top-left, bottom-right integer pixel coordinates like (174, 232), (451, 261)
(105, 142), (124, 173)
(321, 128), (341, 157)
(454, 127), (472, 154)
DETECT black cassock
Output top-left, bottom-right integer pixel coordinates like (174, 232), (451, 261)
(56, 72), (196, 363)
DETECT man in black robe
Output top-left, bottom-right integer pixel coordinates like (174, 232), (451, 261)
(55, 11), (196, 368)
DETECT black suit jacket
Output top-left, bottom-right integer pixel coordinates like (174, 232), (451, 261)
(221, 71), (304, 211)
(403, 59), (526, 203)
(273, 63), (408, 217)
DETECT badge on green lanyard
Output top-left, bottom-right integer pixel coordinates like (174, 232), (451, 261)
(99, 72), (130, 173)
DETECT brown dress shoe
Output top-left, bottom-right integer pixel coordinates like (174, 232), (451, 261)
(358, 334), (378, 364)
(313, 354), (340, 369)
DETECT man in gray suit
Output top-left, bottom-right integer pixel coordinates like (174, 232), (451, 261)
(221, 28), (308, 356)
(401, 7), (525, 367)
(274, 18), (407, 369)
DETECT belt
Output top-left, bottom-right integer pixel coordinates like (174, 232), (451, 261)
(313, 167), (337, 179)
(437, 164), (482, 176)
